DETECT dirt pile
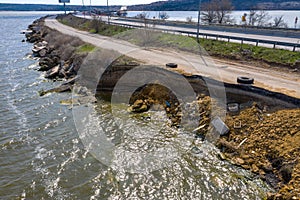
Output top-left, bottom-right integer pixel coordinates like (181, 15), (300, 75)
(128, 84), (182, 127)
(221, 105), (300, 200)
(129, 85), (300, 199)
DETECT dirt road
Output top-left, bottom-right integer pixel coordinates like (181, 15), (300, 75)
(45, 18), (300, 99)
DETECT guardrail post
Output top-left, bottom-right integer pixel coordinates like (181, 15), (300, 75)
(110, 19), (298, 52)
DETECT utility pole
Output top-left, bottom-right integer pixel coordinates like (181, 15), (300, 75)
(82, 0), (85, 18)
(59, 0), (69, 15)
(107, 0), (110, 24)
(63, 2), (66, 15)
(89, 0), (91, 16)
(196, 0), (201, 43)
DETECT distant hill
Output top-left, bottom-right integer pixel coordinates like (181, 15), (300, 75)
(0, 1), (299, 12)
(0, 3), (64, 11)
(128, 0), (300, 11)
(0, 3), (119, 12)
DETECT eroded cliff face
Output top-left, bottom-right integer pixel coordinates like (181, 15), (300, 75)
(96, 62), (300, 199)
(27, 16), (300, 200)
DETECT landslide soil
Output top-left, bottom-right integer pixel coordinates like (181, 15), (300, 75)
(222, 105), (300, 200)
(130, 85), (300, 200)
(40, 15), (300, 199)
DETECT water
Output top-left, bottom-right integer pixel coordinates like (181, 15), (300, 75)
(127, 10), (300, 28)
(0, 11), (271, 199)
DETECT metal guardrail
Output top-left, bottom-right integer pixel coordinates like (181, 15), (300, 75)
(111, 21), (300, 51)
(178, 30), (300, 51)
(117, 17), (300, 33)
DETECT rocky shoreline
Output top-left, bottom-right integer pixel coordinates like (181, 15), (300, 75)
(25, 16), (88, 96)
(25, 16), (300, 200)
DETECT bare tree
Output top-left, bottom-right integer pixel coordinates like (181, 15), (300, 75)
(254, 10), (272, 26)
(90, 15), (103, 33)
(215, 0), (234, 24)
(201, 0), (233, 24)
(159, 11), (169, 20)
(201, 1), (217, 24)
(248, 9), (257, 26)
(273, 15), (287, 28)
(246, 8), (272, 27)
(135, 12), (149, 19)
(186, 16), (193, 23)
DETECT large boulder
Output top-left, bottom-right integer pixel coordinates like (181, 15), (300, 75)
(45, 65), (60, 79)
(39, 57), (57, 70)
(32, 41), (48, 55)
(128, 99), (150, 113)
(38, 49), (47, 57)
(39, 84), (72, 96)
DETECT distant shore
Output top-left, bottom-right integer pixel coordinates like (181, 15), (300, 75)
(1, 2), (300, 12)
(24, 15), (300, 199)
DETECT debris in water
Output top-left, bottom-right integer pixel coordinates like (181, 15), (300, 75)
(212, 117), (229, 136)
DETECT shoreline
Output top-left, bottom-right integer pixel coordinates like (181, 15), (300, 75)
(25, 16), (300, 200)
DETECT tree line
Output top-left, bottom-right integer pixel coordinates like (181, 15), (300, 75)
(200, 0), (288, 28)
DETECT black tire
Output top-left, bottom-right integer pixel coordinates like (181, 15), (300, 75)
(237, 76), (254, 84)
(166, 63), (178, 68)
(227, 103), (239, 112)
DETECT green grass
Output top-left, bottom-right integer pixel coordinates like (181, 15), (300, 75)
(201, 39), (300, 66)
(115, 29), (201, 52)
(76, 44), (95, 53)
(158, 34), (300, 66)
(57, 14), (130, 37)
(157, 34), (200, 52)
(157, 34), (300, 67)
(57, 14), (300, 68)
(251, 47), (300, 65)
(116, 30), (300, 67)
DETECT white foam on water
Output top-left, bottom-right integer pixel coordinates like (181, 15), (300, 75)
(6, 87), (28, 131)
(32, 145), (71, 199)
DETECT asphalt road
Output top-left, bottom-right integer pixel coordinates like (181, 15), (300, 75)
(77, 15), (300, 50)
(111, 18), (300, 50)
(45, 18), (300, 98)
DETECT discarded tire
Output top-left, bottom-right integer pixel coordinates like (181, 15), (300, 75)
(166, 63), (178, 68)
(237, 76), (254, 84)
(227, 103), (239, 112)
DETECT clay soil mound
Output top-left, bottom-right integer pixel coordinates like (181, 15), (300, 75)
(221, 105), (300, 200)
(130, 85), (300, 199)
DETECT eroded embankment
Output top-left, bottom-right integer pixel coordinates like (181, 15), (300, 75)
(97, 57), (300, 200)
(25, 16), (91, 96)
(77, 52), (300, 199)
(26, 17), (300, 200)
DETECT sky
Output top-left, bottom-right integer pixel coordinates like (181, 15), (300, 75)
(0, 0), (162, 6)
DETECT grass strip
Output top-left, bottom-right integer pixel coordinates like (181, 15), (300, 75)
(57, 14), (300, 68)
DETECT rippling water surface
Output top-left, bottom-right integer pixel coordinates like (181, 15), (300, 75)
(0, 11), (271, 199)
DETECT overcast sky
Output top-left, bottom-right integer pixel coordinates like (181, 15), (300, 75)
(0, 0), (161, 6)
